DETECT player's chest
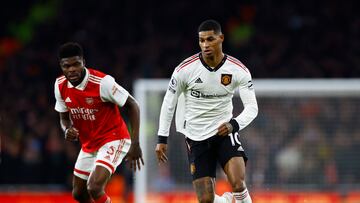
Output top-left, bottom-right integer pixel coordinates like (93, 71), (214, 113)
(63, 88), (102, 109)
(187, 70), (235, 93)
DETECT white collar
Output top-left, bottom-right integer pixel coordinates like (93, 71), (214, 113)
(67, 68), (89, 91)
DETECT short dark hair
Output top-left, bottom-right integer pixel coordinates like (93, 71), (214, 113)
(58, 42), (83, 59)
(198, 19), (222, 34)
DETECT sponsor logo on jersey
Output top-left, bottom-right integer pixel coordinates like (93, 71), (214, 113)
(221, 74), (232, 86)
(195, 77), (203, 83)
(70, 107), (98, 120)
(191, 90), (200, 98)
(85, 97), (94, 105)
(65, 97), (72, 103)
(190, 90), (228, 98)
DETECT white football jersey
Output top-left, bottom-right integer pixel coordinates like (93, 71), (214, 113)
(158, 53), (258, 141)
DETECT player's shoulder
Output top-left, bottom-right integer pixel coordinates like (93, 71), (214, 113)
(87, 68), (108, 85)
(225, 54), (249, 73)
(175, 53), (201, 72)
(88, 68), (107, 78)
(55, 75), (66, 85)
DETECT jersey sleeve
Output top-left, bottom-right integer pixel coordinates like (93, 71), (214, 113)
(158, 68), (186, 137)
(100, 75), (129, 107)
(54, 80), (68, 112)
(234, 71), (258, 131)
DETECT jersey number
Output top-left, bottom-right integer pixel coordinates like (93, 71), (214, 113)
(229, 133), (243, 151)
(107, 146), (115, 155)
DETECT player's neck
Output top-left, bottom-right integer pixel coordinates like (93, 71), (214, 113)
(203, 52), (224, 68)
(70, 69), (86, 87)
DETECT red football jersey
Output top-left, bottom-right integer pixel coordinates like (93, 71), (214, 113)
(54, 68), (130, 152)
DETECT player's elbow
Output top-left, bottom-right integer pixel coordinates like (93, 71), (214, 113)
(249, 104), (258, 119)
(125, 96), (140, 112)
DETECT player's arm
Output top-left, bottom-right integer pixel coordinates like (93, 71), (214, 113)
(123, 95), (140, 145)
(54, 80), (79, 141)
(59, 112), (79, 141)
(156, 71), (185, 163)
(218, 73), (258, 136)
(100, 75), (144, 171)
(122, 95), (145, 171)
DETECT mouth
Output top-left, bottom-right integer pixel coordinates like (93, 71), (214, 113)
(67, 74), (80, 81)
(204, 50), (212, 55)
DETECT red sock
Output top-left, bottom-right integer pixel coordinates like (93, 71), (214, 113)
(94, 194), (110, 203)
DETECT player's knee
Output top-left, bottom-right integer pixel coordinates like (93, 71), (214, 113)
(198, 193), (214, 203)
(72, 188), (86, 202)
(72, 189), (80, 201)
(231, 180), (247, 192)
(87, 181), (104, 198)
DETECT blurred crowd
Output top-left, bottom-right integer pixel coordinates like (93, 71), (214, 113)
(0, 0), (359, 191)
(243, 98), (360, 189)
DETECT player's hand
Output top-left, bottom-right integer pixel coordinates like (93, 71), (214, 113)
(64, 126), (79, 141)
(125, 142), (144, 172)
(217, 122), (233, 136)
(155, 143), (168, 164)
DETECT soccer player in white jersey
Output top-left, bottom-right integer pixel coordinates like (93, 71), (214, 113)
(155, 20), (258, 203)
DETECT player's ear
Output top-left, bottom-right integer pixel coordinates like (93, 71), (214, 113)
(219, 34), (224, 42)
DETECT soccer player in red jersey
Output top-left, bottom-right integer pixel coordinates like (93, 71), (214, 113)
(54, 42), (144, 203)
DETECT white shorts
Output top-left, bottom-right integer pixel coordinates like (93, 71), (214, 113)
(73, 139), (131, 180)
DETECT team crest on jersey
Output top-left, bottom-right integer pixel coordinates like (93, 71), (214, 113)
(221, 74), (232, 86)
(85, 97), (94, 105)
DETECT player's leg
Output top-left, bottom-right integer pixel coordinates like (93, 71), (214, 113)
(218, 133), (252, 203)
(186, 137), (218, 203)
(73, 149), (96, 203)
(73, 176), (92, 203)
(87, 166), (111, 202)
(88, 139), (130, 203)
(224, 157), (251, 203)
(192, 177), (230, 203)
(192, 177), (216, 203)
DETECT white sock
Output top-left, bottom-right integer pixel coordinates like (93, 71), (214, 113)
(233, 188), (252, 203)
(214, 194), (229, 203)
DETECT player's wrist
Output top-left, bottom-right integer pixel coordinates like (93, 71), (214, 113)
(157, 136), (168, 144)
(63, 125), (72, 137)
(229, 119), (240, 134)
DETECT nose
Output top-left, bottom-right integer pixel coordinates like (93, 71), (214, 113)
(203, 41), (209, 47)
(201, 42), (210, 50)
(68, 65), (77, 72)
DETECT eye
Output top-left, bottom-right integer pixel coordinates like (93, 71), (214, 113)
(62, 64), (70, 68)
